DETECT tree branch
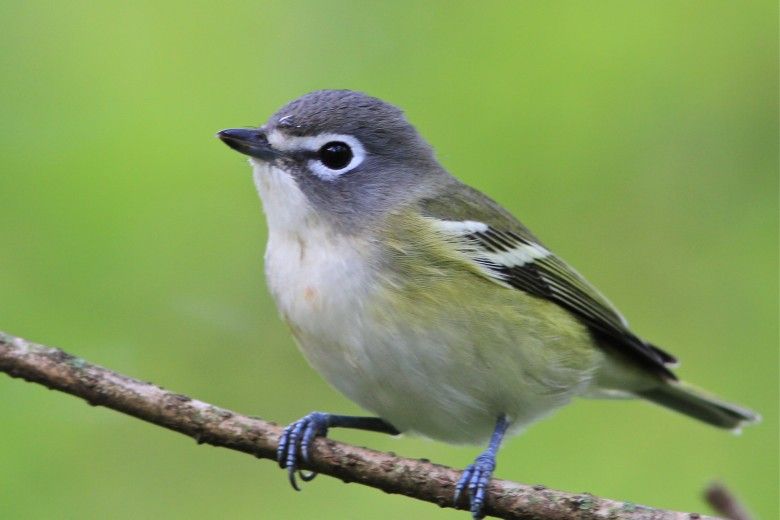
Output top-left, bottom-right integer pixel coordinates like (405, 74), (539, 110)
(0, 330), (715, 520)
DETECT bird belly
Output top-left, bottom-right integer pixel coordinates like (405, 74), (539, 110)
(268, 234), (601, 444)
(293, 325), (590, 445)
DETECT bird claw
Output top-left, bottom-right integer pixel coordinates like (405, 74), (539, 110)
(454, 453), (496, 519)
(276, 412), (330, 491)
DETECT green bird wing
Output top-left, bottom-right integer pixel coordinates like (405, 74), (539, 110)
(418, 181), (677, 378)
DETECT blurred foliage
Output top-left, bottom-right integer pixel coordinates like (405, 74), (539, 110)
(0, 1), (777, 519)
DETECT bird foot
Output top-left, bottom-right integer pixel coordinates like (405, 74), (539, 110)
(276, 411), (330, 490)
(454, 451), (497, 519)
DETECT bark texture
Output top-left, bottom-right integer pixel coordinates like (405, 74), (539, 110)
(0, 331), (718, 520)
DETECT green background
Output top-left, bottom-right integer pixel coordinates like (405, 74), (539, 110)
(0, 1), (777, 518)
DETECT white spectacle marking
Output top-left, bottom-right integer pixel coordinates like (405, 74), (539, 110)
(267, 130), (367, 181)
(266, 129), (291, 149)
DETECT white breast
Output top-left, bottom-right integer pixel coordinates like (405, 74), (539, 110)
(252, 160), (372, 346)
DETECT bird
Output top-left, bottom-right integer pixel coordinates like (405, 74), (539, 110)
(217, 89), (759, 519)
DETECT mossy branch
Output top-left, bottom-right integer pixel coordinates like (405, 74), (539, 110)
(0, 330), (717, 520)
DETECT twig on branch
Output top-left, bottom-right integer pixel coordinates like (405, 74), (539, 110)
(704, 482), (751, 520)
(0, 330), (716, 520)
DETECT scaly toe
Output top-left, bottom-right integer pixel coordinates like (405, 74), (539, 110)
(453, 465), (475, 506)
(454, 454), (496, 519)
(276, 412), (330, 491)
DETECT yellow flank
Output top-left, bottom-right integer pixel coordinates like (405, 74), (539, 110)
(340, 207), (607, 441)
(379, 207), (595, 349)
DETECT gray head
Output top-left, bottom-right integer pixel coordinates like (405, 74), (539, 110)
(218, 90), (448, 231)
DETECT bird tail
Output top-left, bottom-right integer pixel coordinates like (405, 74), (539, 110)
(638, 381), (760, 431)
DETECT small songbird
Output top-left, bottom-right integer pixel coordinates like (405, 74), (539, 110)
(218, 90), (759, 519)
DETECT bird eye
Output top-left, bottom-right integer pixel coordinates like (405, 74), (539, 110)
(303, 134), (365, 180)
(318, 141), (353, 170)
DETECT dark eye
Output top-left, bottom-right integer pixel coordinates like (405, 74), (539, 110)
(318, 141), (353, 170)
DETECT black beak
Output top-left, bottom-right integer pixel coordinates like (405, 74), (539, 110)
(217, 128), (279, 161)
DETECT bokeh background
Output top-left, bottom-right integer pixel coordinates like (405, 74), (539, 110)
(0, 1), (777, 518)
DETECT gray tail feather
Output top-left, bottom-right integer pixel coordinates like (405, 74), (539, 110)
(639, 381), (761, 431)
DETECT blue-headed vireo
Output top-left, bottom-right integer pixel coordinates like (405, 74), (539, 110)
(218, 90), (759, 519)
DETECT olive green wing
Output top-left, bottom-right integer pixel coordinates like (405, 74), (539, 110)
(419, 182), (677, 378)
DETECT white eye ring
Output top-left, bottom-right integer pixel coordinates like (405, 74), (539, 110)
(267, 130), (366, 181)
(306, 134), (365, 180)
